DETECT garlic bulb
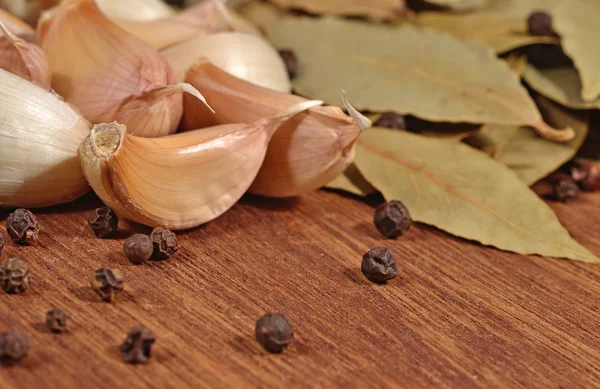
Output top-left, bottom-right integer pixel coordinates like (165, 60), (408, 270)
(38, 0), (210, 138)
(161, 32), (290, 92)
(112, 0), (229, 50)
(0, 8), (35, 41)
(0, 21), (50, 89)
(97, 0), (174, 22)
(183, 60), (370, 198)
(78, 100), (322, 229)
(0, 68), (90, 208)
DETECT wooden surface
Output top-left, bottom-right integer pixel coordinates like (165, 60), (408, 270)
(0, 189), (599, 389)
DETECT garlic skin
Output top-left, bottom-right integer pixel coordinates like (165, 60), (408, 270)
(183, 60), (370, 198)
(0, 21), (50, 89)
(38, 0), (210, 138)
(97, 0), (174, 22)
(78, 101), (321, 229)
(0, 68), (91, 208)
(161, 32), (290, 92)
(0, 8), (35, 41)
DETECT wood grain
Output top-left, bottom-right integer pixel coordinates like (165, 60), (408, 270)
(0, 189), (599, 389)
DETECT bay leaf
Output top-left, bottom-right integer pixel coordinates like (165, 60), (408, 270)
(237, 1), (284, 33)
(267, 0), (405, 21)
(414, 0), (560, 53)
(553, 0), (600, 102)
(523, 64), (600, 110)
(353, 128), (598, 262)
(325, 164), (377, 196)
(266, 17), (573, 142)
(473, 97), (589, 185)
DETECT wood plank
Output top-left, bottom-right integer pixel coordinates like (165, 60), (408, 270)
(0, 189), (599, 389)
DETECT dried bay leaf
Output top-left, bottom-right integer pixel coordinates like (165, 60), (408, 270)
(353, 128), (598, 262)
(266, 17), (573, 142)
(266, 0), (405, 21)
(553, 0), (600, 102)
(325, 164), (377, 196)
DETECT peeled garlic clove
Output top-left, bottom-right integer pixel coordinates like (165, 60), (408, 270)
(112, 0), (229, 50)
(161, 32), (290, 92)
(0, 68), (91, 208)
(0, 21), (50, 89)
(183, 60), (370, 198)
(78, 101), (321, 230)
(96, 0), (174, 22)
(38, 0), (210, 138)
(0, 8), (35, 41)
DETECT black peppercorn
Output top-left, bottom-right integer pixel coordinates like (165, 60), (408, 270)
(361, 247), (398, 284)
(0, 258), (29, 294)
(278, 49), (298, 79)
(374, 200), (412, 239)
(552, 180), (579, 203)
(566, 161), (600, 192)
(255, 313), (293, 354)
(527, 11), (558, 37)
(88, 207), (118, 238)
(6, 209), (39, 245)
(373, 112), (407, 130)
(45, 309), (67, 333)
(91, 268), (124, 302)
(120, 326), (156, 364)
(0, 329), (28, 365)
(123, 234), (153, 264)
(150, 227), (179, 260)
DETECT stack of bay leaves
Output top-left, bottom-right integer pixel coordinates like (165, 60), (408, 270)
(224, 0), (600, 263)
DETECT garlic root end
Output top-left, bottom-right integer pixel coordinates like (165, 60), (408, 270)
(341, 90), (371, 132)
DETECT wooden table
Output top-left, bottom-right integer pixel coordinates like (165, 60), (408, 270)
(0, 189), (598, 389)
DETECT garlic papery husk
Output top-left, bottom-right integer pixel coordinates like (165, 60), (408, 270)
(0, 21), (50, 89)
(0, 8), (35, 41)
(183, 60), (370, 198)
(161, 32), (290, 92)
(78, 100), (322, 230)
(97, 0), (174, 22)
(111, 0), (230, 50)
(0, 68), (91, 208)
(38, 0), (211, 138)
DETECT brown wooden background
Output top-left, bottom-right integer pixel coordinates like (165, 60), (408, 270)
(0, 188), (599, 389)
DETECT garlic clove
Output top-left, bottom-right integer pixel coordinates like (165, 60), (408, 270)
(183, 60), (370, 198)
(161, 32), (290, 92)
(78, 100), (322, 230)
(38, 0), (210, 138)
(96, 0), (174, 22)
(112, 0), (230, 50)
(0, 8), (35, 41)
(0, 68), (91, 208)
(0, 21), (50, 89)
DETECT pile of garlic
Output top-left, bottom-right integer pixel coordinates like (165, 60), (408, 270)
(0, 0), (369, 230)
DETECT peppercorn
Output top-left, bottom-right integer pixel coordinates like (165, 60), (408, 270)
(45, 309), (67, 333)
(255, 313), (293, 354)
(88, 207), (118, 238)
(361, 247), (398, 284)
(278, 49), (298, 79)
(552, 181), (579, 203)
(150, 227), (179, 260)
(374, 200), (412, 239)
(91, 268), (124, 302)
(123, 234), (153, 264)
(6, 209), (39, 245)
(373, 112), (407, 130)
(120, 326), (156, 364)
(565, 161), (600, 192)
(527, 11), (558, 37)
(0, 330), (28, 365)
(0, 258), (29, 294)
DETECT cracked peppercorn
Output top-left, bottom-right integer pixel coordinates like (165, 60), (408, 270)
(46, 309), (67, 333)
(91, 268), (124, 302)
(278, 49), (298, 79)
(0, 329), (28, 365)
(552, 181), (579, 203)
(120, 326), (156, 364)
(374, 200), (412, 239)
(255, 313), (293, 354)
(527, 11), (558, 37)
(88, 207), (118, 238)
(0, 258), (29, 294)
(361, 247), (398, 284)
(373, 112), (407, 130)
(150, 227), (179, 260)
(123, 234), (153, 264)
(6, 209), (39, 245)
